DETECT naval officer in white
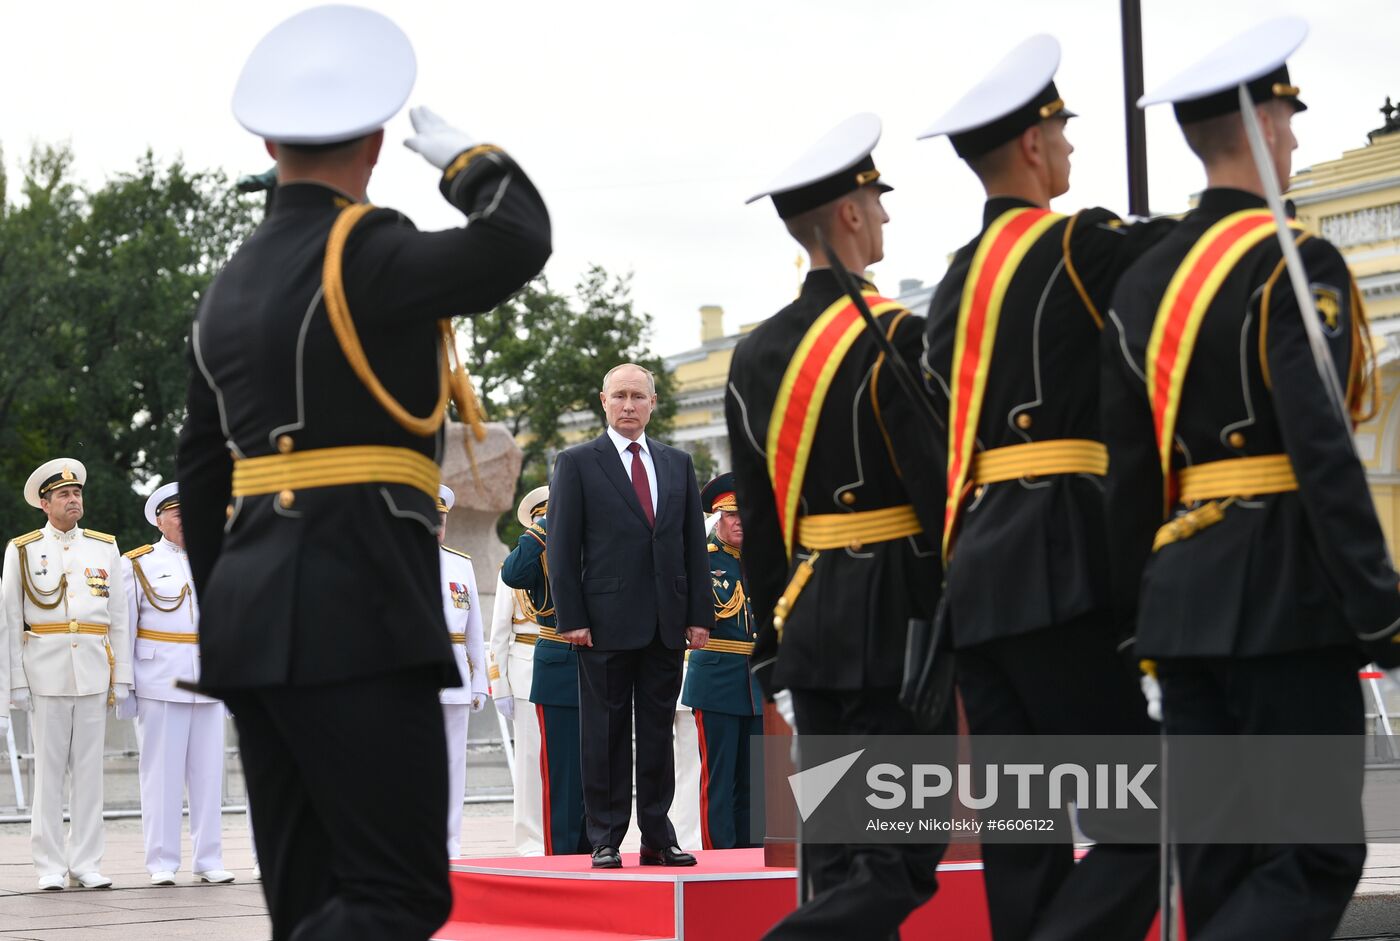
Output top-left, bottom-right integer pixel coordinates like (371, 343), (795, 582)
(120, 482), (235, 886)
(2, 458), (132, 889)
(437, 486), (488, 857)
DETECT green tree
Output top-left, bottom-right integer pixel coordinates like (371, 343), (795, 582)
(0, 145), (258, 549)
(459, 265), (676, 543)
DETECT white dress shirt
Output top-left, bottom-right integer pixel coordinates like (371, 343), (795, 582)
(606, 425), (657, 515)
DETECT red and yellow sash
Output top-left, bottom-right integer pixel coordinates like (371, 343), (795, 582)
(944, 207), (1063, 558)
(1146, 210), (1302, 511)
(768, 291), (907, 558)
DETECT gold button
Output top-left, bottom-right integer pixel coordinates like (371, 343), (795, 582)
(69, 620), (78, 633)
(850, 542), (864, 552)
(974, 485), (987, 500)
(71, 642), (78, 648)
(225, 505), (235, 520)
(277, 434), (294, 454)
(840, 492), (856, 506)
(1228, 431), (1246, 449)
(279, 490), (295, 509)
(63, 546), (70, 552)
(1015, 413), (1033, 430)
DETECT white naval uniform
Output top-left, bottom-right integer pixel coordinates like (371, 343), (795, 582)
(1, 524), (132, 878)
(672, 657), (702, 851)
(486, 574), (542, 856)
(120, 538), (225, 876)
(440, 546), (487, 858)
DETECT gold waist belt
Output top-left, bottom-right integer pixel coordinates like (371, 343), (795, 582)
(702, 638), (755, 656)
(136, 628), (198, 644)
(775, 505), (923, 639)
(231, 445), (440, 501)
(1176, 454), (1297, 503)
(449, 632), (466, 645)
(29, 621), (108, 636)
(795, 504), (922, 551)
(538, 625), (569, 644)
(513, 633), (539, 646)
(28, 622), (116, 705)
(1154, 455), (1297, 552)
(971, 439), (1108, 484)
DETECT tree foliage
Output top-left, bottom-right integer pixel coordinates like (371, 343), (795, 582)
(0, 145), (258, 549)
(459, 265), (677, 542)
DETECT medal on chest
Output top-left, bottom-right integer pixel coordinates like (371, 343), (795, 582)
(448, 581), (471, 610)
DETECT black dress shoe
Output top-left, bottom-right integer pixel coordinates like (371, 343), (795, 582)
(591, 845), (622, 869)
(639, 844), (697, 867)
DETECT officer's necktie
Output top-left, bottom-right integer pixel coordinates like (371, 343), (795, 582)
(627, 442), (655, 527)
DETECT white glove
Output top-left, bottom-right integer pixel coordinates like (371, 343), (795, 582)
(495, 696), (515, 722)
(10, 687), (30, 713)
(115, 691), (139, 721)
(403, 107), (478, 170)
(471, 693), (486, 714)
(773, 689), (797, 732)
(1140, 674), (1163, 723)
(112, 683), (132, 704)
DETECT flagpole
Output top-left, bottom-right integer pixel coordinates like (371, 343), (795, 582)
(1121, 0), (1150, 216)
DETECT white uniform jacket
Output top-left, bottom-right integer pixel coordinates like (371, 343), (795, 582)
(121, 539), (217, 704)
(2, 524), (132, 697)
(440, 546), (487, 705)
(487, 572), (537, 704)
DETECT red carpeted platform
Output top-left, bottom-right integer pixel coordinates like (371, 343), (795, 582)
(436, 849), (994, 941)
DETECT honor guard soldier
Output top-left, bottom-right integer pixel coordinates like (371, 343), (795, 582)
(436, 486), (488, 857)
(176, 6), (550, 938)
(120, 482), (235, 886)
(917, 36), (1167, 941)
(487, 487), (548, 855)
(1104, 18), (1400, 940)
(1, 459), (132, 890)
(727, 114), (948, 940)
(680, 474), (763, 849)
(500, 487), (588, 855)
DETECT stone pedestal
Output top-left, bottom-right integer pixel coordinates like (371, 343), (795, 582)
(440, 420), (523, 617)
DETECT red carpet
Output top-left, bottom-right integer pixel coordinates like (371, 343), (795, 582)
(437, 849), (994, 940)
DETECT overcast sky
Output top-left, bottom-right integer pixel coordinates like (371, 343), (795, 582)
(2, 1), (1394, 358)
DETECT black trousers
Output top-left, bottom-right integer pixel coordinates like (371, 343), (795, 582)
(1159, 648), (1366, 941)
(576, 632), (683, 849)
(226, 669), (452, 941)
(957, 612), (1160, 941)
(762, 687), (946, 941)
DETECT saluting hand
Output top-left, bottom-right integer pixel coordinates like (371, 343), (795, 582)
(403, 106), (479, 170)
(686, 627), (710, 650)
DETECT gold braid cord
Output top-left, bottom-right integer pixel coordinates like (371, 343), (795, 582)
(131, 558), (193, 620)
(713, 580), (746, 621)
(323, 204), (489, 487)
(18, 546), (66, 610)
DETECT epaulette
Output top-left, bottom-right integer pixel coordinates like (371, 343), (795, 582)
(12, 530), (42, 548)
(123, 544), (154, 560)
(443, 545), (472, 561)
(708, 543), (720, 552)
(84, 530), (116, 544)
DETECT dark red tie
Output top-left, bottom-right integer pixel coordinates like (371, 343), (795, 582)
(628, 441), (655, 526)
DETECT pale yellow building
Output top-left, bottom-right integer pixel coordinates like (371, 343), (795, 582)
(1290, 104), (1400, 552)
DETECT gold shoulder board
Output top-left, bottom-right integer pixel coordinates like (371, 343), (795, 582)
(443, 545), (472, 560)
(123, 544), (154, 560)
(708, 543), (720, 552)
(84, 529), (117, 544)
(12, 530), (43, 547)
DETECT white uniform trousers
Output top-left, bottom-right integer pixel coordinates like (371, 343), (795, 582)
(136, 698), (226, 873)
(443, 703), (471, 858)
(30, 693), (107, 877)
(510, 696), (544, 856)
(672, 706), (702, 851)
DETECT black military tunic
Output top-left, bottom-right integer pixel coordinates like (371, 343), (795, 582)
(923, 198), (1169, 941)
(725, 268), (945, 941)
(179, 152), (551, 689)
(727, 269), (944, 695)
(1103, 186), (1397, 939)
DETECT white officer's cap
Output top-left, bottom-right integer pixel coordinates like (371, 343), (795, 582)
(746, 113), (892, 220)
(1139, 17), (1308, 124)
(25, 458), (87, 509)
(438, 485), (456, 514)
(516, 486), (549, 529)
(144, 482), (180, 527)
(917, 34), (1074, 159)
(232, 4), (417, 145)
